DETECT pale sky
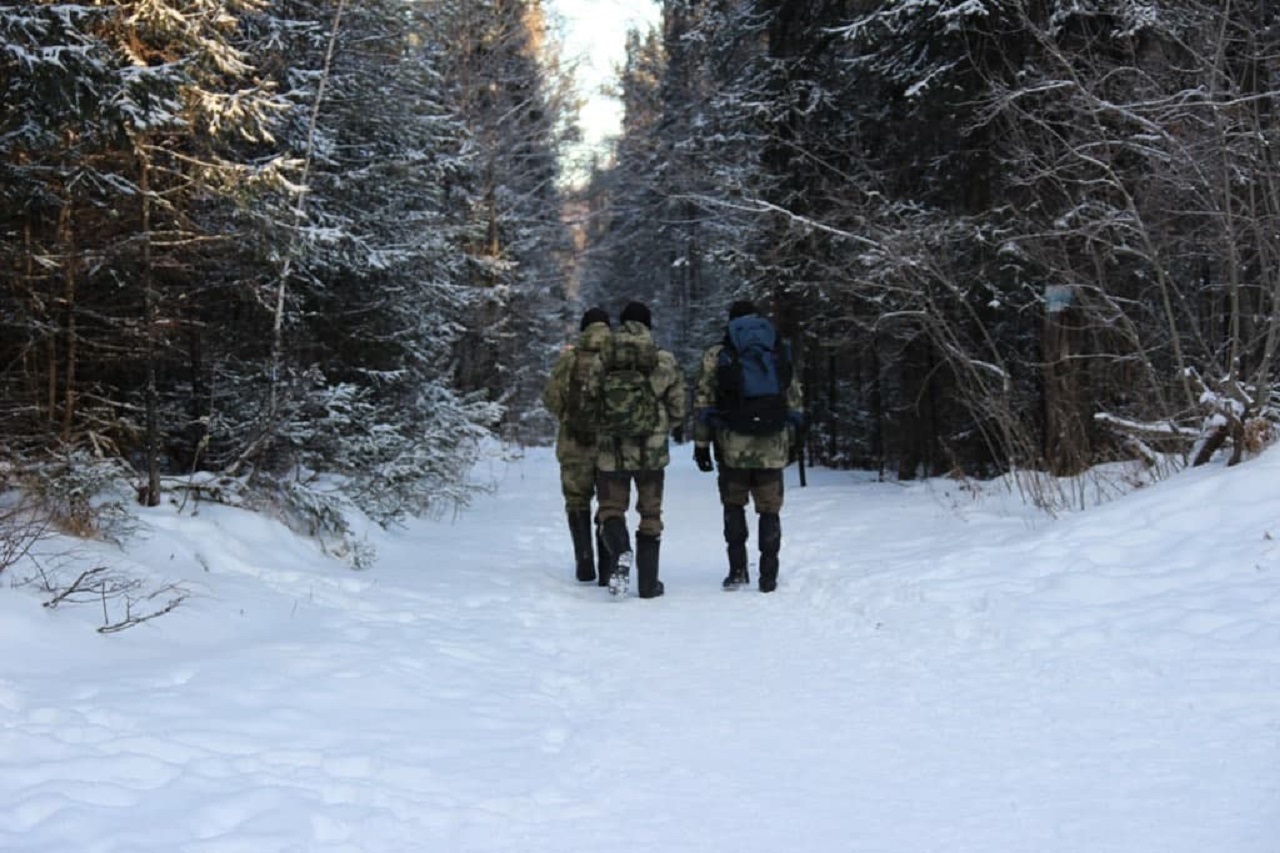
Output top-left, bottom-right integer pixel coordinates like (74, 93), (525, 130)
(546, 0), (660, 172)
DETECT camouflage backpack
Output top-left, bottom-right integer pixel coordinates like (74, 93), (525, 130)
(562, 346), (600, 445)
(598, 334), (661, 439)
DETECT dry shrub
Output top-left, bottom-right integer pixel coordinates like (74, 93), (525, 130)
(1243, 417), (1275, 455)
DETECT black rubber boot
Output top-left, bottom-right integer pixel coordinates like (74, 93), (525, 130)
(595, 524), (610, 587)
(636, 533), (664, 599)
(758, 512), (781, 593)
(567, 509), (596, 583)
(722, 504), (749, 589)
(601, 516), (632, 597)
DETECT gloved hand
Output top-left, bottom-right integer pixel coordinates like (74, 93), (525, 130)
(694, 445), (714, 472)
(670, 422), (685, 445)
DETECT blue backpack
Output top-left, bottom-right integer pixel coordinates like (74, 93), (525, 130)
(715, 315), (792, 435)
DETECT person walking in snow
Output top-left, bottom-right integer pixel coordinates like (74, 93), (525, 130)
(693, 300), (804, 593)
(542, 307), (613, 585)
(592, 301), (686, 599)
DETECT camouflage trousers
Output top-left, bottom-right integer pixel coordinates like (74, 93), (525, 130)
(597, 469), (665, 538)
(717, 466), (784, 514)
(559, 454), (598, 513)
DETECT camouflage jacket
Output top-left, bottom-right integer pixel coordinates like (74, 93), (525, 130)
(593, 321), (686, 472)
(693, 342), (803, 470)
(542, 321), (611, 464)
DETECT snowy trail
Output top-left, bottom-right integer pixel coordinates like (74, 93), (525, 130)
(2, 447), (1278, 852)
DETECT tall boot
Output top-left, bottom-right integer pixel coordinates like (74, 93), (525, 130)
(595, 524), (610, 587)
(758, 511), (781, 593)
(636, 533), (664, 599)
(567, 509), (596, 583)
(722, 504), (749, 589)
(601, 516), (632, 597)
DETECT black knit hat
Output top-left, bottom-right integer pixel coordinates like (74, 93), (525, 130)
(729, 300), (757, 320)
(580, 307), (610, 330)
(620, 301), (652, 329)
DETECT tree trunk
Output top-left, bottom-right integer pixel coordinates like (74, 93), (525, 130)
(897, 336), (935, 480)
(139, 145), (161, 507)
(1042, 301), (1089, 476)
(57, 200), (77, 442)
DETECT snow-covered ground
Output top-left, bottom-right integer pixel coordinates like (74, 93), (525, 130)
(2, 445), (1278, 852)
